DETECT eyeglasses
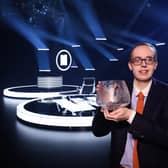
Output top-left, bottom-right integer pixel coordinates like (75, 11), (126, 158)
(130, 56), (156, 65)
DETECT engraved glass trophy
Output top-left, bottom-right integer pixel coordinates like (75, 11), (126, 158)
(96, 80), (130, 111)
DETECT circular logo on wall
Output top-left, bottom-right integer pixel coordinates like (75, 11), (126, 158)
(56, 49), (72, 71)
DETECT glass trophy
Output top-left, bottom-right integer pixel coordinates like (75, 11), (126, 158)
(96, 80), (130, 111)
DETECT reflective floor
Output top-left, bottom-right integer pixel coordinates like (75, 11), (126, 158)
(1, 92), (111, 168)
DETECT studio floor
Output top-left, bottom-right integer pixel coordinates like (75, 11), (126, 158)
(0, 88), (110, 168)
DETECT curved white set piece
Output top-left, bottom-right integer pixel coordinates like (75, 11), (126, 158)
(3, 84), (97, 127)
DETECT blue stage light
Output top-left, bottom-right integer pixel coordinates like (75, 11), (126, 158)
(72, 0), (106, 40)
(36, 49), (51, 72)
(72, 47), (95, 71)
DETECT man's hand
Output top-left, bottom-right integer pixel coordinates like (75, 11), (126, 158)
(101, 107), (135, 122)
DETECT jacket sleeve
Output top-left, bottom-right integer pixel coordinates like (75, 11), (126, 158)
(128, 99), (168, 149)
(91, 107), (112, 137)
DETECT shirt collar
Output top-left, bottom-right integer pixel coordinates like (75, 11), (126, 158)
(133, 80), (152, 97)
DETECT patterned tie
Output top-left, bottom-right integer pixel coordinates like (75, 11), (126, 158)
(133, 92), (144, 168)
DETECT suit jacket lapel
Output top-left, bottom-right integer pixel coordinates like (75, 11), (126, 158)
(143, 79), (160, 119)
(126, 78), (160, 119)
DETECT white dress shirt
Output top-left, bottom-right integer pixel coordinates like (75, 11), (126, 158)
(120, 80), (152, 168)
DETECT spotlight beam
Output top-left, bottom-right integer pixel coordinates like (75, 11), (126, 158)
(82, 34), (118, 61)
(37, 29), (75, 47)
(73, 47), (95, 70)
(72, 0), (106, 39)
(125, 0), (150, 30)
(1, 8), (47, 49)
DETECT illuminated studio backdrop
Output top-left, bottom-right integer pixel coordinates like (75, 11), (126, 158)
(1, 0), (168, 127)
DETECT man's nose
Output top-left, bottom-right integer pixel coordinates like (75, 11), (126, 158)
(141, 59), (147, 66)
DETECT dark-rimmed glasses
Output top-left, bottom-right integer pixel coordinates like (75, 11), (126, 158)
(130, 56), (156, 66)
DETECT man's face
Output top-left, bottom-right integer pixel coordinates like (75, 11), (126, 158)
(128, 45), (158, 82)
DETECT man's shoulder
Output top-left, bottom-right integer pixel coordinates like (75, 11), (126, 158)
(152, 78), (168, 91)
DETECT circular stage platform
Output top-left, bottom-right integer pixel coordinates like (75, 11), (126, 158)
(3, 85), (97, 127)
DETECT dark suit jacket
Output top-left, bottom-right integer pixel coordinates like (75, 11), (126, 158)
(92, 78), (168, 168)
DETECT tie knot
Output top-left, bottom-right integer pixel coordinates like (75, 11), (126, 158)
(137, 92), (144, 100)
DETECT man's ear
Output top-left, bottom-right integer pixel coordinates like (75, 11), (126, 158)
(154, 62), (158, 70)
(128, 62), (132, 71)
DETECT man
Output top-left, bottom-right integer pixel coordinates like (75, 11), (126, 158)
(92, 42), (168, 168)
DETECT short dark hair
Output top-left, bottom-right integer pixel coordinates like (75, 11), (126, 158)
(129, 42), (158, 61)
